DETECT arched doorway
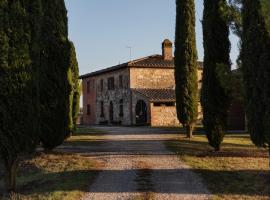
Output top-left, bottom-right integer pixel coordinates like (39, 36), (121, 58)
(109, 101), (114, 123)
(135, 100), (147, 125)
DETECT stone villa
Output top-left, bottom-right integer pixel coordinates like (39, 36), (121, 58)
(80, 39), (204, 127)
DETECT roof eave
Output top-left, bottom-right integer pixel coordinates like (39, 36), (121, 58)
(149, 99), (176, 103)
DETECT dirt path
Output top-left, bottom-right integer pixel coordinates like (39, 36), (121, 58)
(65, 126), (211, 200)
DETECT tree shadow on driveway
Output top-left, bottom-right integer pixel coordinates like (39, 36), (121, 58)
(12, 168), (269, 198)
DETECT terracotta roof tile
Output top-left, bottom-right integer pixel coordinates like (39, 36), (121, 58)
(133, 88), (176, 102)
(128, 55), (174, 68)
(79, 54), (203, 79)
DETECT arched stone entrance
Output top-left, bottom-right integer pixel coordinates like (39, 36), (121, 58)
(135, 100), (147, 125)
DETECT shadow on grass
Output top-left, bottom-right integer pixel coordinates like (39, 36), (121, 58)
(62, 139), (267, 158)
(19, 170), (98, 194)
(166, 140), (268, 158)
(1, 169), (269, 197)
(73, 128), (106, 136)
(60, 140), (176, 156)
(0, 170), (98, 197)
(0, 152), (100, 198)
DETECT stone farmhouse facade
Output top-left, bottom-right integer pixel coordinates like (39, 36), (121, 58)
(80, 39), (204, 127)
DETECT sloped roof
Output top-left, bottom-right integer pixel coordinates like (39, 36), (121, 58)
(79, 54), (203, 79)
(133, 88), (176, 102)
(129, 55), (174, 68)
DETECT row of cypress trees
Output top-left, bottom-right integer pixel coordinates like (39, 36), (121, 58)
(175, 0), (270, 157)
(0, 0), (80, 192)
(174, 0), (231, 151)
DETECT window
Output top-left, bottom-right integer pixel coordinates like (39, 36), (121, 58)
(87, 81), (90, 93)
(100, 79), (104, 91)
(87, 104), (91, 115)
(119, 75), (123, 89)
(92, 79), (95, 90)
(153, 102), (175, 107)
(119, 99), (124, 117)
(100, 101), (104, 117)
(108, 77), (115, 90)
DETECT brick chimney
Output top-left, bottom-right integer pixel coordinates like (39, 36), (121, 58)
(162, 39), (173, 60)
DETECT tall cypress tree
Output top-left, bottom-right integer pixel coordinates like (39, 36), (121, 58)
(201, 0), (231, 151)
(0, 0), (41, 192)
(174, 0), (198, 138)
(69, 41), (80, 132)
(242, 0), (270, 160)
(39, 0), (72, 151)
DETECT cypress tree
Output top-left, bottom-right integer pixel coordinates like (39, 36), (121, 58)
(242, 0), (270, 161)
(39, 0), (72, 151)
(0, 0), (41, 192)
(69, 41), (80, 132)
(174, 0), (198, 138)
(201, 0), (231, 151)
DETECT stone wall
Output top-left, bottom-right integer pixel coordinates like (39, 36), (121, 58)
(95, 68), (132, 125)
(150, 103), (180, 127)
(130, 67), (202, 90)
(82, 77), (96, 124)
(130, 68), (175, 89)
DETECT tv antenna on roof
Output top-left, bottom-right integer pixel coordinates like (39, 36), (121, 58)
(126, 46), (132, 61)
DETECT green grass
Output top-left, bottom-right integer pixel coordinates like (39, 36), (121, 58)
(0, 127), (103, 200)
(73, 126), (105, 136)
(166, 134), (270, 200)
(63, 126), (106, 147)
(0, 153), (100, 200)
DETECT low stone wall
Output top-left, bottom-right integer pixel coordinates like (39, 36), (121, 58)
(150, 103), (180, 127)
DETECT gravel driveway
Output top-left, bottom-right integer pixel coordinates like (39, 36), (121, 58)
(66, 126), (211, 200)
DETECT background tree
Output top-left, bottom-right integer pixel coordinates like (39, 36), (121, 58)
(220, 0), (242, 37)
(242, 0), (270, 161)
(201, 0), (231, 151)
(39, 0), (72, 151)
(0, 0), (41, 192)
(174, 0), (198, 138)
(69, 41), (80, 133)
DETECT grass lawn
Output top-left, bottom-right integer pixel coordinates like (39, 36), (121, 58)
(63, 126), (106, 147)
(74, 126), (106, 136)
(166, 134), (270, 200)
(0, 127), (101, 200)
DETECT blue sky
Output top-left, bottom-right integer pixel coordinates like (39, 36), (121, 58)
(65, 0), (239, 75)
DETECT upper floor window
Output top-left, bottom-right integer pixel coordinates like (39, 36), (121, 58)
(92, 79), (95, 90)
(100, 79), (104, 91)
(108, 77), (115, 90)
(87, 104), (91, 115)
(87, 81), (90, 93)
(119, 99), (124, 117)
(119, 75), (123, 89)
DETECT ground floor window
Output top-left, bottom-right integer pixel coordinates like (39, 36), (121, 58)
(109, 101), (114, 122)
(119, 99), (124, 117)
(100, 101), (104, 117)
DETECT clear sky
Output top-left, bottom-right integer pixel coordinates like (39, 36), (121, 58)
(65, 0), (239, 76)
